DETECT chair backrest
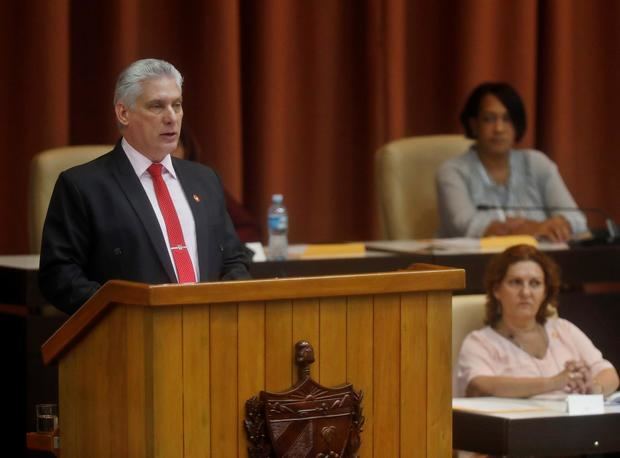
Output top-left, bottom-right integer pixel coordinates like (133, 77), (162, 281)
(451, 294), (487, 393)
(375, 134), (472, 239)
(452, 294), (487, 369)
(29, 145), (113, 253)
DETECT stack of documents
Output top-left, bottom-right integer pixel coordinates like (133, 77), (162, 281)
(366, 235), (570, 255)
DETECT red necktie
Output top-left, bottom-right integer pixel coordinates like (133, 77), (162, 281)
(147, 163), (196, 283)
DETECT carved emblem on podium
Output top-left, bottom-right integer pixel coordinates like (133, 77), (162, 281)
(244, 341), (364, 457)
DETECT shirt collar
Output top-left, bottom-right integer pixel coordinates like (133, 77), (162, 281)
(471, 145), (515, 188)
(121, 137), (178, 179)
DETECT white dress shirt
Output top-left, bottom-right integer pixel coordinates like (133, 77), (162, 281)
(122, 138), (200, 281)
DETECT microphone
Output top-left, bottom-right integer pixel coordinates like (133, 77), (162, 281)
(476, 204), (620, 245)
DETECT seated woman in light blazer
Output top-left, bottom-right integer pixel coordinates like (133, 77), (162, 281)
(436, 82), (587, 242)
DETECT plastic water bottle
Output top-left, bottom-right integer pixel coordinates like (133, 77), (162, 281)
(267, 194), (288, 260)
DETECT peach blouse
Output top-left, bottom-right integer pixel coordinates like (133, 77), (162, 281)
(455, 317), (614, 397)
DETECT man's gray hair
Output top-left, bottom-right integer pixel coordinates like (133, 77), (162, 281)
(114, 58), (183, 107)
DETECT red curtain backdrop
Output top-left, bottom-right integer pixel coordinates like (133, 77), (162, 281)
(2, 0), (619, 253)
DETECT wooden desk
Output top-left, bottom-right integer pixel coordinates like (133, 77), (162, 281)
(2, 248), (619, 365)
(0, 254), (42, 308)
(250, 250), (432, 279)
(251, 243), (620, 295)
(2, 245), (619, 370)
(433, 244), (620, 294)
(2, 247), (619, 455)
(453, 398), (620, 456)
(2, 244), (620, 299)
(364, 242), (620, 293)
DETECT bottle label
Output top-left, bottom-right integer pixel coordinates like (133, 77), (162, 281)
(268, 214), (288, 231)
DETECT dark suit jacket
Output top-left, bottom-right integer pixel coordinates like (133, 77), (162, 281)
(39, 142), (251, 314)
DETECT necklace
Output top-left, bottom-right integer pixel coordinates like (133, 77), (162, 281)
(499, 322), (548, 359)
(496, 320), (565, 381)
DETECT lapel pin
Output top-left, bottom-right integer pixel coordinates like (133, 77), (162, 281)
(193, 194), (201, 202)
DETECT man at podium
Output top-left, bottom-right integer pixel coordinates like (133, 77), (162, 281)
(39, 58), (251, 315)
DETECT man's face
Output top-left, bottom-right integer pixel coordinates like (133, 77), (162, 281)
(469, 93), (516, 157)
(115, 76), (183, 162)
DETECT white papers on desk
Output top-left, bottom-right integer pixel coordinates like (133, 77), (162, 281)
(452, 397), (555, 414)
(366, 238), (570, 255)
(432, 238), (482, 252)
(245, 242), (266, 262)
(537, 240), (571, 251)
(453, 396), (620, 418)
(0, 254), (40, 270)
(364, 239), (432, 254)
(366, 238), (512, 254)
(605, 391), (620, 405)
(365, 238), (480, 254)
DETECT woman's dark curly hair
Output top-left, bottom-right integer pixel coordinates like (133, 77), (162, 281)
(484, 244), (561, 327)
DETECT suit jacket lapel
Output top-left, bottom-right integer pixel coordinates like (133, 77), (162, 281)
(109, 143), (177, 282)
(174, 160), (211, 282)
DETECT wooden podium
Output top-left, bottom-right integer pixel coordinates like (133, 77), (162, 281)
(42, 264), (464, 457)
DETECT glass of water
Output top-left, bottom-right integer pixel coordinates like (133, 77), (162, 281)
(36, 403), (58, 433)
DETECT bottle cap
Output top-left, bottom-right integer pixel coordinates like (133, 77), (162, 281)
(272, 194), (283, 203)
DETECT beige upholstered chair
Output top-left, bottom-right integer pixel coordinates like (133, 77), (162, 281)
(29, 145), (113, 253)
(375, 134), (473, 239)
(452, 294), (486, 394)
(451, 294), (487, 375)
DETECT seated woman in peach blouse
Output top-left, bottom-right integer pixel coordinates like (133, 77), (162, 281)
(456, 244), (619, 398)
